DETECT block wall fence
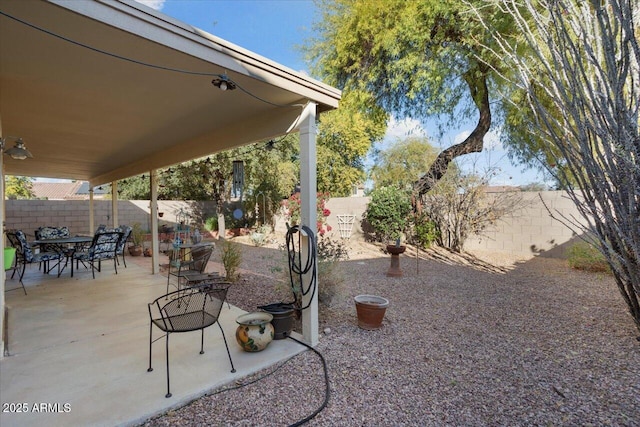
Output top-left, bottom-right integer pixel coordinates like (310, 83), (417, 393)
(4, 191), (585, 259)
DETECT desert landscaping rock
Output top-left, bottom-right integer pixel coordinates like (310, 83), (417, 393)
(141, 238), (640, 426)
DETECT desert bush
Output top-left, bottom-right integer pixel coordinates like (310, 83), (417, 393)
(363, 185), (412, 243)
(221, 240), (242, 282)
(316, 235), (349, 306)
(412, 213), (439, 249)
(422, 169), (522, 252)
(275, 235), (349, 307)
(567, 242), (610, 274)
(204, 216), (217, 232)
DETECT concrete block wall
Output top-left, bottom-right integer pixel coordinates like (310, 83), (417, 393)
(4, 200), (217, 237)
(4, 192), (587, 259)
(464, 191), (588, 257)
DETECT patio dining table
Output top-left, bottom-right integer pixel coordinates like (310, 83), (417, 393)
(33, 235), (93, 277)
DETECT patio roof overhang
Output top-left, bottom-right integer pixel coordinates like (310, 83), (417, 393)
(0, 0), (340, 186)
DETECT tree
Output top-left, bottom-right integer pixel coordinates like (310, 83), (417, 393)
(5, 176), (34, 199)
(422, 170), (523, 252)
(308, 0), (518, 199)
(470, 0), (640, 332)
(369, 137), (440, 190)
(316, 93), (386, 196)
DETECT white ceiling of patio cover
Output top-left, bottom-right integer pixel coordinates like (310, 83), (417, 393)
(0, 0), (340, 186)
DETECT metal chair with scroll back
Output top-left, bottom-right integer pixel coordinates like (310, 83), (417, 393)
(147, 282), (236, 398)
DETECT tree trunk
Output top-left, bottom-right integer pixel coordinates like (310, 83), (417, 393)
(413, 69), (492, 198)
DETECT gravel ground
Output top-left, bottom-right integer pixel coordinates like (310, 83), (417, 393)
(141, 236), (640, 427)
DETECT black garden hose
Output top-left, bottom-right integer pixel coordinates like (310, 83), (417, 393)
(285, 224), (317, 311)
(286, 335), (331, 427)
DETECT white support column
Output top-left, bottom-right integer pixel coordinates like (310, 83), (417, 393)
(299, 102), (318, 346)
(150, 170), (160, 274)
(89, 188), (95, 235)
(111, 182), (118, 227)
(0, 127), (5, 357)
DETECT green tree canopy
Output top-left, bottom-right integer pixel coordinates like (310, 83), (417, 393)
(370, 137), (439, 190)
(308, 0), (519, 196)
(5, 176), (34, 199)
(316, 93), (386, 196)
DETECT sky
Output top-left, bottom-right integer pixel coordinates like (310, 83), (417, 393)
(127, 1), (549, 187)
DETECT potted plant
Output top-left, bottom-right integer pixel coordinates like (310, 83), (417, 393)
(204, 216), (218, 239)
(128, 222), (144, 256)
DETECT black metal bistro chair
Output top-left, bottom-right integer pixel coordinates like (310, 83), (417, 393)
(6, 230), (64, 293)
(166, 244), (214, 294)
(113, 225), (132, 268)
(73, 231), (122, 279)
(147, 283), (236, 398)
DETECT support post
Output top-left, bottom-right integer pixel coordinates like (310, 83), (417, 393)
(150, 170), (160, 274)
(299, 102), (318, 346)
(111, 182), (118, 227)
(89, 188), (95, 235)
(0, 126), (5, 357)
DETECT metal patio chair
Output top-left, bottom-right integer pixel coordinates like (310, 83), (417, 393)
(166, 244), (214, 294)
(147, 283), (236, 398)
(113, 225), (132, 268)
(73, 230), (122, 279)
(6, 230), (64, 293)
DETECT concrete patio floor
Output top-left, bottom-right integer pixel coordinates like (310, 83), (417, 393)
(1, 257), (306, 427)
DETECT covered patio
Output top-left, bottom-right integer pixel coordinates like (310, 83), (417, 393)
(1, 0), (339, 424)
(1, 257), (307, 426)
(1, 0), (339, 344)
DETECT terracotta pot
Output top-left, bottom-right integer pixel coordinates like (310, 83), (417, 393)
(128, 245), (143, 256)
(235, 312), (275, 352)
(354, 295), (389, 330)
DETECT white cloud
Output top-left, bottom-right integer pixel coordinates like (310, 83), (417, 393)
(133, 0), (165, 11)
(383, 117), (428, 142)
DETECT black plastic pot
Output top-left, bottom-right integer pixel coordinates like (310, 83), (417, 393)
(258, 303), (295, 340)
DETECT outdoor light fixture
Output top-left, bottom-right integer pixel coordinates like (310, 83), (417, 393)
(1, 137), (33, 160)
(211, 74), (237, 91)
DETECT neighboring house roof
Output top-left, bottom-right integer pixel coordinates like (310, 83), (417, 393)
(31, 181), (108, 200)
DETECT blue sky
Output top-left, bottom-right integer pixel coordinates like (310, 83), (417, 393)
(130, 0), (548, 187)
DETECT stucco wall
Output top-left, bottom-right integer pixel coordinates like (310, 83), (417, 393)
(4, 192), (586, 259)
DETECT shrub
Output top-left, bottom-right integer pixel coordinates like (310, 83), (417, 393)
(130, 222), (145, 247)
(282, 192), (332, 235)
(316, 236), (349, 306)
(249, 231), (267, 246)
(204, 216), (218, 232)
(567, 242), (610, 273)
(221, 240), (242, 282)
(274, 235), (349, 308)
(363, 186), (412, 243)
(413, 213), (439, 249)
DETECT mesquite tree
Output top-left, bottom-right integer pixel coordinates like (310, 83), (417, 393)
(471, 0), (640, 332)
(308, 0), (519, 198)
